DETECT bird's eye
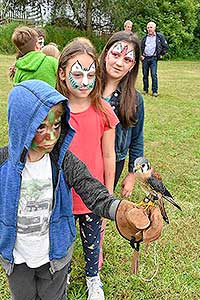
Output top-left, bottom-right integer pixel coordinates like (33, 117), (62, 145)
(142, 164), (146, 168)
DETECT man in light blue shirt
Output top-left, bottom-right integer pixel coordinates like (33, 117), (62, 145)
(141, 22), (168, 97)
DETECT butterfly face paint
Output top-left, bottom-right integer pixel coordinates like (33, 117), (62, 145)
(68, 60), (96, 91)
(109, 42), (135, 63)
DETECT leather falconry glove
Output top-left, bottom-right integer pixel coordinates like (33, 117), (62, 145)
(115, 200), (163, 274)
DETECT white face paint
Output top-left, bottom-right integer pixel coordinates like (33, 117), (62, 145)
(68, 60), (96, 90)
(109, 42), (135, 62)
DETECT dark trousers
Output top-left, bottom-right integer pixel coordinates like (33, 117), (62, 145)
(142, 57), (158, 93)
(114, 160), (125, 189)
(7, 262), (69, 300)
(69, 213), (102, 277)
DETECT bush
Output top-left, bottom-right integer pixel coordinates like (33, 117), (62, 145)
(0, 22), (109, 55)
(0, 22), (22, 54)
(1, 22), (200, 59)
(45, 25), (108, 53)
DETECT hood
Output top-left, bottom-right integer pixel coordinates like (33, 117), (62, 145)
(8, 79), (75, 170)
(15, 51), (46, 72)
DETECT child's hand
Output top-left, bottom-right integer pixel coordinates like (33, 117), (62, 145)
(9, 65), (16, 79)
(121, 173), (136, 198)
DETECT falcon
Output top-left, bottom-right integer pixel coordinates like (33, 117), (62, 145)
(133, 157), (182, 223)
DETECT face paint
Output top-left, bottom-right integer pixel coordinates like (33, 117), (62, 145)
(48, 109), (55, 124)
(109, 42), (135, 62)
(68, 60), (96, 90)
(30, 104), (63, 152)
(68, 72), (80, 89)
(30, 140), (37, 150)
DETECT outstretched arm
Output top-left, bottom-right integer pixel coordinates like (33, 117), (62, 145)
(63, 150), (119, 219)
(63, 150), (163, 247)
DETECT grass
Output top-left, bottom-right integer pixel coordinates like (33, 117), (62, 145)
(0, 56), (200, 299)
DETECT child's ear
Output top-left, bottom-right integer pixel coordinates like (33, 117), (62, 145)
(59, 68), (66, 81)
(35, 41), (41, 51)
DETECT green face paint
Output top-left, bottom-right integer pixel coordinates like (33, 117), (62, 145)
(48, 109), (55, 124)
(30, 141), (37, 150)
(68, 60), (96, 91)
(68, 72), (80, 89)
(87, 76), (96, 90)
(68, 72), (96, 91)
(49, 130), (56, 140)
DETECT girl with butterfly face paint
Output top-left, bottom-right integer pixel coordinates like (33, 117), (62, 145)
(57, 37), (119, 300)
(99, 31), (145, 198)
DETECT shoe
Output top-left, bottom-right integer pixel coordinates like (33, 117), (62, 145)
(142, 90), (148, 95)
(67, 273), (70, 285)
(86, 274), (105, 300)
(152, 92), (158, 97)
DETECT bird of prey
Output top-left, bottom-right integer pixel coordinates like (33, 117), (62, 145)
(133, 157), (182, 223)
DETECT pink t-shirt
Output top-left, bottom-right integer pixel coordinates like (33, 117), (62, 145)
(69, 99), (119, 214)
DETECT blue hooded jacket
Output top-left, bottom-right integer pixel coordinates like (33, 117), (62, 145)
(0, 80), (76, 273)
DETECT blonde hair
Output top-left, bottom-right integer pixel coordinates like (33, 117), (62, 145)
(41, 44), (60, 59)
(12, 26), (38, 55)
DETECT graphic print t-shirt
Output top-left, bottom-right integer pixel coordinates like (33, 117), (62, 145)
(13, 154), (53, 268)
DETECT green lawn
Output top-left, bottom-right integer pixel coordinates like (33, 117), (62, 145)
(0, 55), (200, 300)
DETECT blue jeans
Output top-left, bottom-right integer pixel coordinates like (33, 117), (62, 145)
(142, 57), (158, 93)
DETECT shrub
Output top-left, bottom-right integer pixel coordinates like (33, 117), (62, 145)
(1, 22), (200, 59)
(0, 22), (109, 55)
(0, 21), (22, 54)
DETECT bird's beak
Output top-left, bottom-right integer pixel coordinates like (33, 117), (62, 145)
(133, 165), (141, 173)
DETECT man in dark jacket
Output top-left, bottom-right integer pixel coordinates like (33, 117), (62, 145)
(141, 21), (168, 97)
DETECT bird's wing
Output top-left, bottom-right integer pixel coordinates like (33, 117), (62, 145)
(146, 175), (166, 194)
(147, 176), (182, 210)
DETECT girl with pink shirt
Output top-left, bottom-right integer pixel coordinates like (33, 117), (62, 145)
(57, 37), (118, 300)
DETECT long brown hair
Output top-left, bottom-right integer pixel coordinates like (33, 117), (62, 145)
(99, 31), (141, 129)
(57, 37), (104, 114)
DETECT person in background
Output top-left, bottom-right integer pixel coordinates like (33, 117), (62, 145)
(57, 37), (119, 300)
(124, 20), (133, 32)
(99, 30), (144, 269)
(11, 26), (58, 87)
(9, 26), (46, 80)
(0, 79), (163, 300)
(34, 26), (46, 49)
(41, 43), (60, 59)
(141, 21), (169, 97)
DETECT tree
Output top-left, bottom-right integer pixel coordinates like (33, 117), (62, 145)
(50, 0), (112, 32)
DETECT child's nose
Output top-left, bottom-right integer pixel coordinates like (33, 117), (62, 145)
(46, 130), (56, 140)
(116, 57), (124, 66)
(82, 74), (89, 86)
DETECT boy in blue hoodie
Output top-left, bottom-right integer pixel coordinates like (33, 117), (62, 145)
(0, 80), (162, 300)
(12, 26), (58, 87)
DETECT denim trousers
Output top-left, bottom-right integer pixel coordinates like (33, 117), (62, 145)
(142, 57), (158, 93)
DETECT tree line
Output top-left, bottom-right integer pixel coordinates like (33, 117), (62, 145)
(0, 0), (200, 58)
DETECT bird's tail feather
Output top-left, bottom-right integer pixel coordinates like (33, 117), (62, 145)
(158, 198), (169, 223)
(164, 195), (182, 211)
